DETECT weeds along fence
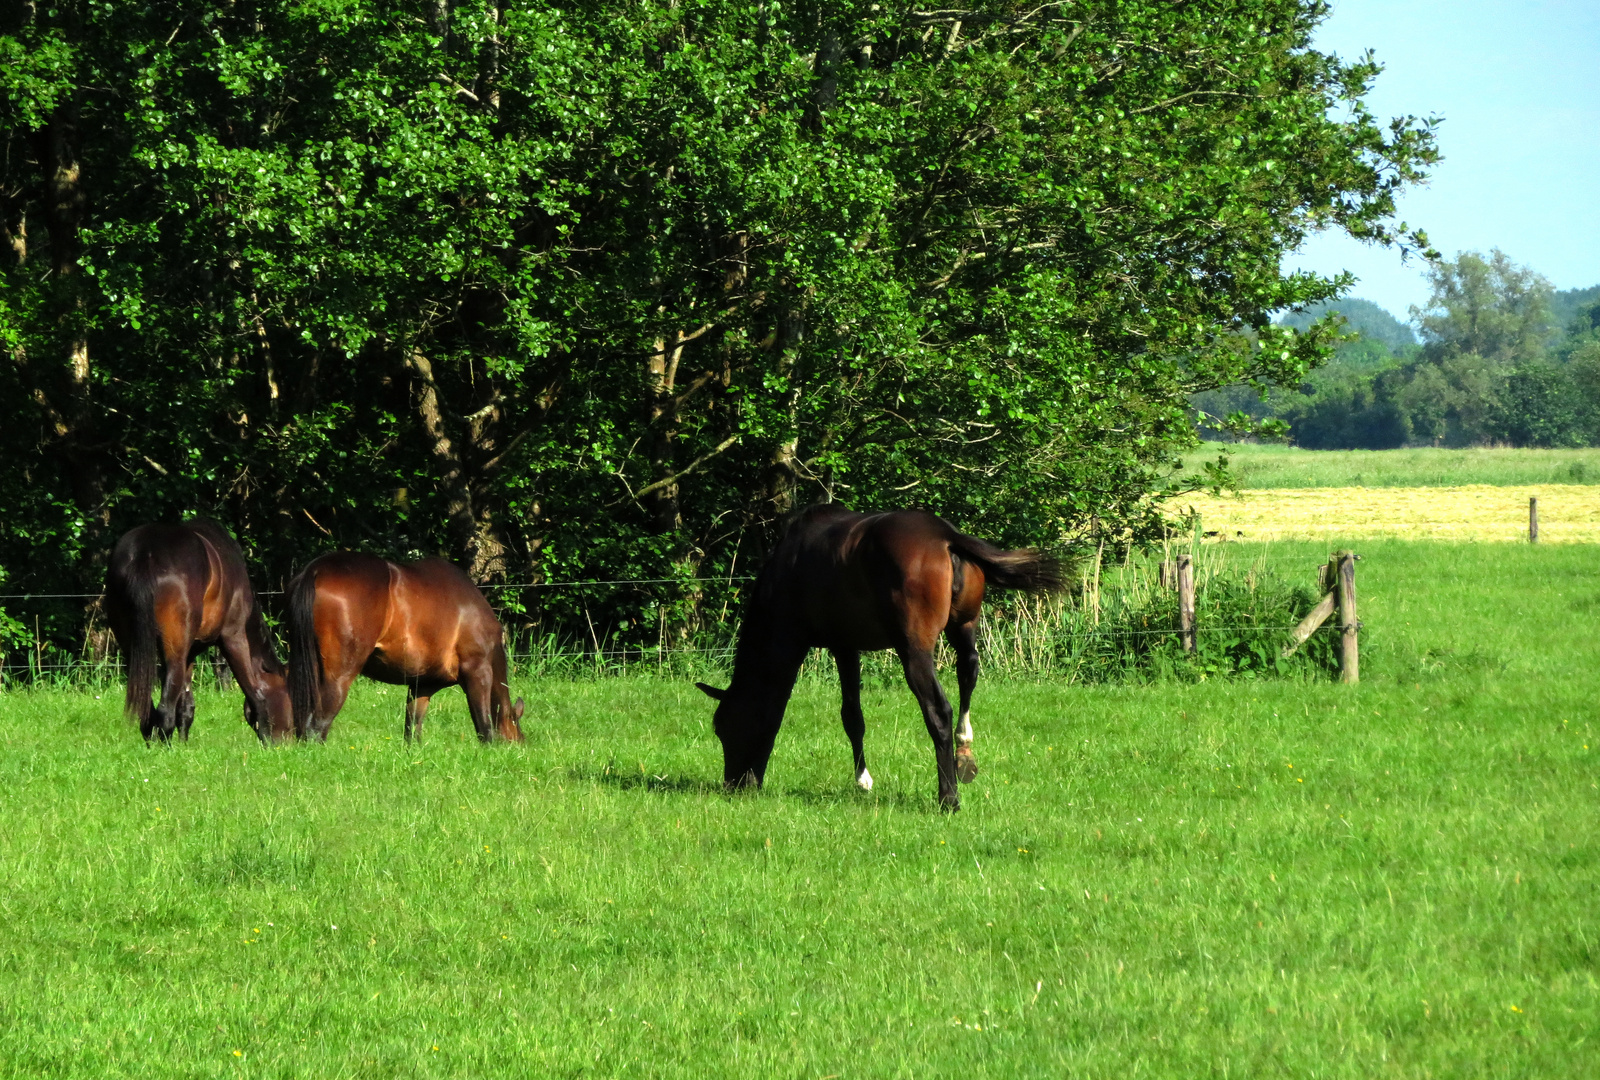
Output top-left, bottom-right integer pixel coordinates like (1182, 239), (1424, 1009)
(0, 551), (1351, 688)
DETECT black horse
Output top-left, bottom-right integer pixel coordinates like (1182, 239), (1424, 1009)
(105, 520), (294, 743)
(696, 504), (1061, 809)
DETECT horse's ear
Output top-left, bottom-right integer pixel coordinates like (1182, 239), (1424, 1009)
(512, 697), (525, 721)
(695, 681), (726, 702)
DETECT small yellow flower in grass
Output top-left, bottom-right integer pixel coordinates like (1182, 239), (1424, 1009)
(1510, 1005), (1523, 1013)
(1017, 847), (1029, 854)
(432, 1045), (439, 1052)
(484, 845), (491, 852)
(233, 1050), (242, 1057)
(1297, 778), (1303, 783)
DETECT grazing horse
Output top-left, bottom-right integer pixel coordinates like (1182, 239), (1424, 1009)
(104, 520), (294, 743)
(286, 553), (525, 743)
(696, 504), (1062, 810)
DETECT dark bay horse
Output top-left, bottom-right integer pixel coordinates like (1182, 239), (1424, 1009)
(104, 520), (294, 743)
(286, 553), (525, 743)
(696, 504), (1062, 810)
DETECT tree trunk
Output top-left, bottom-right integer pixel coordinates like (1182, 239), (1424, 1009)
(643, 328), (689, 533)
(406, 348), (482, 568)
(763, 308), (804, 514)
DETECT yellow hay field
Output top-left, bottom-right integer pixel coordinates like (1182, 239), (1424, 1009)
(1167, 484), (1600, 543)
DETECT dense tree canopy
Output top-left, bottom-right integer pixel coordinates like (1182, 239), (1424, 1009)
(1, 0), (1436, 658)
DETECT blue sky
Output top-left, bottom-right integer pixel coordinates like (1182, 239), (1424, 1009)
(1285, 0), (1600, 319)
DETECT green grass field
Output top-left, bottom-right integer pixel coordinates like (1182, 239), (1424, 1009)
(1, 540), (1597, 1077)
(1183, 441), (1600, 488)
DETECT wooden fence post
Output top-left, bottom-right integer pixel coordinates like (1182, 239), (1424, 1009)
(1177, 554), (1195, 653)
(1336, 550), (1359, 684)
(1529, 497), (1539, 543)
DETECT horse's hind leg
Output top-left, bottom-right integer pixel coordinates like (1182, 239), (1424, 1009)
(405, 687), (433, 743)
(946, 621), (980, 783)
(152, 652), (191, 743)
(897, 646), (960, 810)
(139, 661), (161, 742)
(831, 649), (872, 791)
(304, 674), (354, 742)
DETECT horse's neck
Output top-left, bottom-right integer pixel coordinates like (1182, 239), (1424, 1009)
(730, 615), (801, 697)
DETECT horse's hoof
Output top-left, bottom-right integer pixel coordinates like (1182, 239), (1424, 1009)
(955, 748), (979, 783)
(939, 794), (961, 813)
(855, 768), (874, 792)
(725, 769), (761, 792)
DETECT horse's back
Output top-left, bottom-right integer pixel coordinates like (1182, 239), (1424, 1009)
(317, 555), (500, 684)
(767, 506), (964, 650)
(393, 558), (500, 646)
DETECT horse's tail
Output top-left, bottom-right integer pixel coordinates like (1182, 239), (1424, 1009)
(949, 531), (1064, 594)
(120, 571), (161, 725)
(286, 566), (322, 734)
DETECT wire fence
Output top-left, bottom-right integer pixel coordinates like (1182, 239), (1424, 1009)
(0, 550), (1348, 686)
(0, 602), (1341, 685)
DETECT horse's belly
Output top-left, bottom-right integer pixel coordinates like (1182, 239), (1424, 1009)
(362, 647), (456, 686)
(805, 608), (897, 652)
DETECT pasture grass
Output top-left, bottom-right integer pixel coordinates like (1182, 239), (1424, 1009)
(1183, 441), (1600, 488)
(0, 540), (1596, 1077)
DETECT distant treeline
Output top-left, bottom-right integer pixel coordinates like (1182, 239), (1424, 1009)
(1195, 251), (1600, 449)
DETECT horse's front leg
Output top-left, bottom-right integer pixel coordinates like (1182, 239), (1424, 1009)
(946, 621), (980, 783)
(405, 686), (433, 743)
(897, 646), (960, 810)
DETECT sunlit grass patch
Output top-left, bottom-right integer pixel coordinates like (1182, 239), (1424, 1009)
(0, 540), (1596, 1077)
(1179, 442), (1600, 488)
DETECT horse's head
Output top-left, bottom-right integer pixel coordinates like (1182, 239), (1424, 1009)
(495, 692), (526, 742)
(246, 669), (296, 744)
(695, 680), (770, 790)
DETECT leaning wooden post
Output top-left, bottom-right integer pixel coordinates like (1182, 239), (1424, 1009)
(1336, 550), (1358, 684)
(1177, 554), (1195, 653)
(1529, 497), (1539, 543)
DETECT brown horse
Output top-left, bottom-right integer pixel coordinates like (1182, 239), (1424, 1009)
(286, 552), (525, 743)
(696, 504), (1061, 809)
(104, 520), (294, 743)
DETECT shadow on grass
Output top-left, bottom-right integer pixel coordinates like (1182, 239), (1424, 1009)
(569, 761), (945, 812)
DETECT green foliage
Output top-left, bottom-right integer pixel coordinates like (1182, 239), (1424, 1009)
(1, 0), (1439, 654)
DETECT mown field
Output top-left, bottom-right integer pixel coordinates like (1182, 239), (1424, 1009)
(0, 539), (1596, 1077)
(1172, 444), (1600, 542)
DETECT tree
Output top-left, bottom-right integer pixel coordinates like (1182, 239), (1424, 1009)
(0, 0), (1438, 654)
(1412, 250), (1556, 365)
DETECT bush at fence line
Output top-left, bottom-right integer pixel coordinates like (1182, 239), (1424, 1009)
(963, 559), (1344, 684)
